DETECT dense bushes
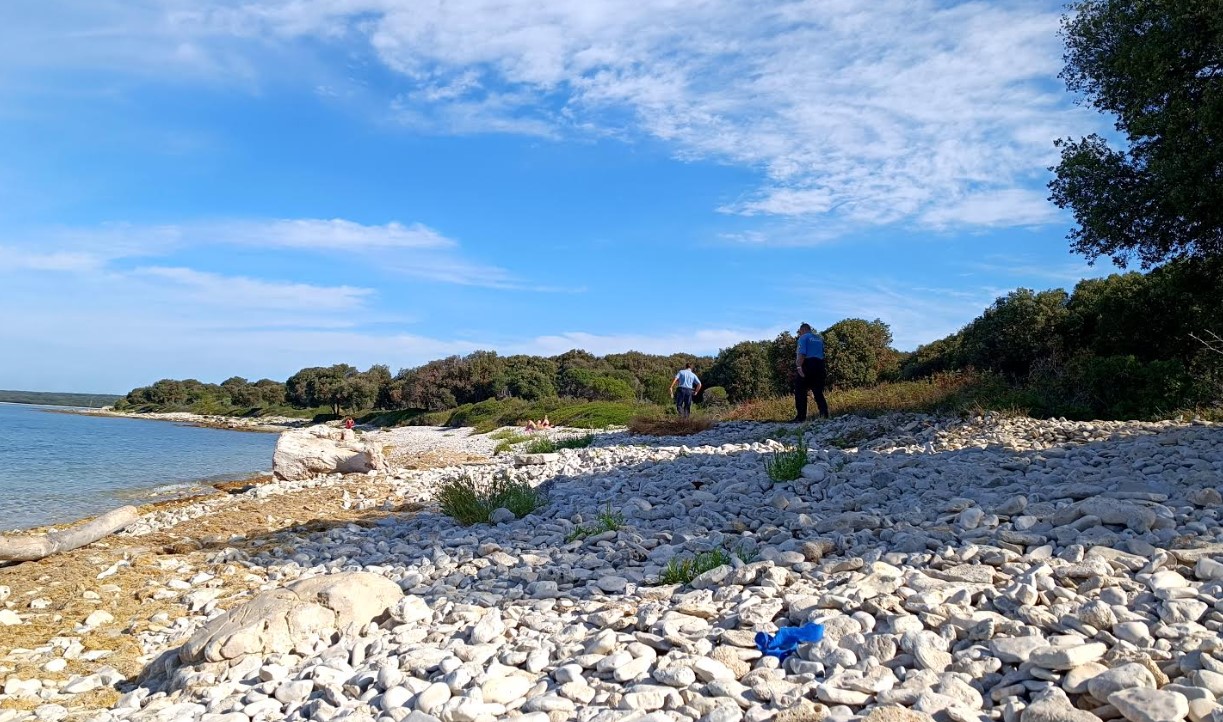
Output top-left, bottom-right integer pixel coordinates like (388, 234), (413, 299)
(116, 258), (1221, 424)
(901, 258), (1223, 419)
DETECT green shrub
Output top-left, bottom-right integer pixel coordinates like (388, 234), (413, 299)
(525, 437), (557, 454)
(765, 434), (808, 482)
(555, 434), (595, 449)
(436, 472), (545, 525)
(436, 475), (492, 525)
(488, 474), (546, 518)
(701, 386), (730, 407)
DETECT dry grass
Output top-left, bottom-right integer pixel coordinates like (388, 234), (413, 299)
(627, 416), (715, 436)
(724, 371), (1014, 422)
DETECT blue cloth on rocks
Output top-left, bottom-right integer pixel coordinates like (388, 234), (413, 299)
(754, 623), (825, 660)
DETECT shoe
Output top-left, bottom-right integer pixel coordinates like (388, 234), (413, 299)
(788, 417), (806, 423)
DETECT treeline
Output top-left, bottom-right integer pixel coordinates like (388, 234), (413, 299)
(115, 259), (1222, 421)
(113, 318), (900, 417)
(0, 390), (122, 408)
(900, 258), (1223, 418)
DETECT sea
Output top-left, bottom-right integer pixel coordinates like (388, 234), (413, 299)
(0, 402), (279, 531)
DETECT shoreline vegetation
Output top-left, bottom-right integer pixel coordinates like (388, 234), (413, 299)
(103, 260), (1222, 432)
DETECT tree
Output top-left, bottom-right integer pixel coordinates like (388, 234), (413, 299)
(1049, 0), (1223, 268)
(823, 319), (894, 389)
(708, 341), (772, 402)
(958, 289), (1069, 379)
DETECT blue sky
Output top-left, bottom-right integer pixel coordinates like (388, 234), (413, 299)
(0, 0), (1117, 394)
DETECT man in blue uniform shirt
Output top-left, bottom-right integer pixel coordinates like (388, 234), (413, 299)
(794, 322), (830, 421)
(670, 364), (702, 419)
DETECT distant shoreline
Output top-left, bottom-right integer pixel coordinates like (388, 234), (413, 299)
(52, 407), (305, 434)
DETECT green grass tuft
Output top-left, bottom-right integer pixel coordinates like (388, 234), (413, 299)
(435, 472), (545, 525)
(525, 437), (557, 454)
(658, 548), (733, 585)
(765, 433), (809, 482)
(565, 502), (628, 542)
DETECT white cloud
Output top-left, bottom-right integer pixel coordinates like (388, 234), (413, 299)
(132, 266), (374, 311)
(204, 218), (456, 251)
(7, 217), (521, 288)
(920, 189), (1062, 229)
(4, 0), (1103, 235)
(0, 245), (105, 272)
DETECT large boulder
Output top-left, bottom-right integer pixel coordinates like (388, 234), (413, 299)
(179, 572), (402, 664)
(272, 425), (387, 480)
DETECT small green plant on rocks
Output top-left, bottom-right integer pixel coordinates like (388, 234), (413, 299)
(658, 548), (733, 585)
(490, 430), (531, 455)
(556, 433), (596, 449)
(765, 433), (809, 482)
(565, 502), (628, 542)
(525, 437), (557, 454)
(436, 471), (545, 525)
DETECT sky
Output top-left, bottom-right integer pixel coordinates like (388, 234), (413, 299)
(0, 0), (1121, 394)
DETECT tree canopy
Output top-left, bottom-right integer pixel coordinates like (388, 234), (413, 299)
(1049, 0), (1223, 268)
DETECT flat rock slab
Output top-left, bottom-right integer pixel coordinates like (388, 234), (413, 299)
(179, 572), (402, 665)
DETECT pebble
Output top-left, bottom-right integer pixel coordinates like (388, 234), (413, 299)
(23, 415), (1223, 722)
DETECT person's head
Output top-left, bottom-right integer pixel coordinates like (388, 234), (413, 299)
(684, 363), (693, 370)
(798, 322), (813, 335)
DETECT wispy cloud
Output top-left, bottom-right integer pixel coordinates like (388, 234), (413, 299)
(3, 0), (1103, 236)
(0, 245), (105, 272)
(132, 266), (374, 312)
(8, 217), (523, 289)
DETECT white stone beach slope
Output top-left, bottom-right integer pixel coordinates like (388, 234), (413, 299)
(3, 413), (1223, 722)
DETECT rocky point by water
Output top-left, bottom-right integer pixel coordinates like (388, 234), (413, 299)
(2, 413), (1223, 722)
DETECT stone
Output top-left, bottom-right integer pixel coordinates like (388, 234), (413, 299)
(382, 686), (415, 711)
(178, 572), (402, 664)
(1062, 663), (1107, 695)
(415, 683), (451, 713)
(83, 610), (114, 627)
(597, 576), (629, 594)
(1109, 688), (1190, 722)
(693, 657), (737, 683)
(1195, 558), (1223, 581)
(1030, 643), (1107, 670)
(992, 636), (1048, 665)
(863, 708), (936, 722)
(0, 609), (21, 625)
(271, 426), (387, 480)
(490, 507), (516, 524)
(1022, 688), (1103, 722)
(481, 675), (532, 705)
(1088, 663), (1158, 701)
(1114, 622), (1155, 648)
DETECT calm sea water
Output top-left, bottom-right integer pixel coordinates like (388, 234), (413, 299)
(0, 403), (278, 531)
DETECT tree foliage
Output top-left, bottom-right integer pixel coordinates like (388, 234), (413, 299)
(1050, 0), (1223, 267)
(823, 319), (893, 389)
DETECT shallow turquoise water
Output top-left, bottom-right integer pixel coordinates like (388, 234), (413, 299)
(0, 403), (278, 531)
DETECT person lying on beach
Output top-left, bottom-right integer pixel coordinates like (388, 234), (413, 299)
(524, 419), (538, 431)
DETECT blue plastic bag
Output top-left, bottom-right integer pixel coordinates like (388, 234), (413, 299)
(755, 622), (825, 661)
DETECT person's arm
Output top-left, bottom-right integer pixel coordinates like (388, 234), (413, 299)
(796, 339), (806, 377)
(670, 375), (679, 394)
(693, 378), (702, 395)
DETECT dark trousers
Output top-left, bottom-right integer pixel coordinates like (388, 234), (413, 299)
(794, 358), (829, 420)
(674, 388), (694, 418)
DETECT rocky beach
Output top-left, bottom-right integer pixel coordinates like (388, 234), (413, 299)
(2, 413), (1223, 722)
